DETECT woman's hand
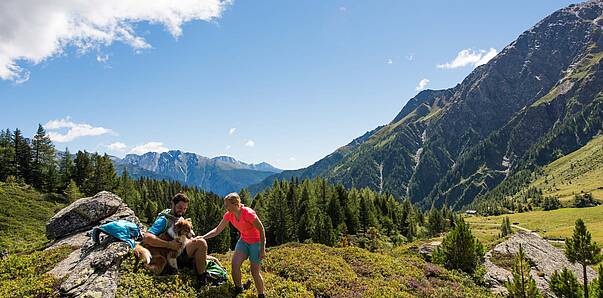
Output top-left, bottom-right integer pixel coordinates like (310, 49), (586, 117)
(259, 248), (266, 259)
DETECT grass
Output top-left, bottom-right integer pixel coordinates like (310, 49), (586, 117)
(466, 205), (603, 245)
(117, 242), (494, 297)
(0, 181), (66, 253)
(529, 135), (603, 202)
(0, 245), (75, 298)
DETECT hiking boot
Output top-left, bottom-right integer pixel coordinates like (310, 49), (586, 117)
(198, 272), (209, 286)
(243, 279), (252, 290)
(233, 279), (252, 296)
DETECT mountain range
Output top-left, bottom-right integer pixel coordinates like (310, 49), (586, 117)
(111, 150), (281, 196)
(249, 1), (603, 210)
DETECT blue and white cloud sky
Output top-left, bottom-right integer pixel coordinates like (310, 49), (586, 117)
(0, 0), (576, 170)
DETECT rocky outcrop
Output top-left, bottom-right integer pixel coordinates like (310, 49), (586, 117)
(45, 191), (142, 298)
(46, 191), (123, 239)
(484, 231), (597, 296)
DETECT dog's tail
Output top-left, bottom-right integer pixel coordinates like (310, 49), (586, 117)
(133, 243), (151, 264)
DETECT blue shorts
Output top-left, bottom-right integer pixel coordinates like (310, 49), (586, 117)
(235, 239), (262, 264)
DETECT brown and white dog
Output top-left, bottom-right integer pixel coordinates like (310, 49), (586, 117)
(135, 218), (195, 274)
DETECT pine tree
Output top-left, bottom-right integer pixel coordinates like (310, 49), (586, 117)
(92, 154), (117, 194)
(344, 190), (361, 235)
(239, 188), (251, 206)
(0, 129), (15, 181)
(58, 147), (74, 192)
(505, 244), (541, 297)
(549, 268), (583, 298)
(327, 195), (344, 233)
(399, 197), (416, 240)
(74, 151), (93, 195)
(64, 179), (82, 203)
(359, 194), (377, 232)
(312, 212), (335, 246)
(297, 186), (316, 242)
(31, 124), (56, 191)
(427, 204), (444, 236)
(565, 219), (602, 298)
(433, 217), (484, 274)
(13, 128), (33, 183)
(116, 168), (141, 209)
(501, 217), (513, 237)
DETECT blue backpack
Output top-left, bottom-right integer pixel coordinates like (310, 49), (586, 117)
(91, 219), (142, 249)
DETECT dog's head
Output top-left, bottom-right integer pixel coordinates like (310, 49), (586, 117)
(174, 218), (194, 241)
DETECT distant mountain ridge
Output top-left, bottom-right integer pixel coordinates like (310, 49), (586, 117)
(113, 150), (281, 196)
(250, 1), (603, 210)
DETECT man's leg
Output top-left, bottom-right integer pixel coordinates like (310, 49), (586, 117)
(185, 237), (208, 274)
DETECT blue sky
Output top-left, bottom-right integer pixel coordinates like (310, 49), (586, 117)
(0, 0), (576, 170)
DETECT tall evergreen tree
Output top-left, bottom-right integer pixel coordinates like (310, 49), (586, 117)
(74, 151), (93, 195)
(297, 186), (316, 242)
(359, 193), (377, 232)
(13, 128), (33, 183)
(0, 129), (15, 180)
(427, 204), (444, 236)
(64, 179), (83, 203)
(565, 219), (602, 298)
(505, 244), (541, 298)
(58, 147), (74, 192)
(116, 168), (141, 209)
(399, 197), (416, 240)
(31, 124), (56, 191)
(92, 154), (117, 194)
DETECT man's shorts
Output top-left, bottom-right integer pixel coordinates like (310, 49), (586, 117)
(235, 238), (262, 264)
(177, 251), (195, 269)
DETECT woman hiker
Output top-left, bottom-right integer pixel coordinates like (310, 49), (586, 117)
(201, 192), (266, 297)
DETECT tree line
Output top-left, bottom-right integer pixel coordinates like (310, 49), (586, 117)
(0, 125), (460, 252)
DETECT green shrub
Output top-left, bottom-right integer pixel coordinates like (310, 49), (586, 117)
(0, 245), (74, 298)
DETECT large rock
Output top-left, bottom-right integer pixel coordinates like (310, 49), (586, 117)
(46, 191), (123, 239)
(484, 231), (597, 296)
(45, 191), (143, 298)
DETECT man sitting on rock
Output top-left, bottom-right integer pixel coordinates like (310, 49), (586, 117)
(143, 193), (210, 283)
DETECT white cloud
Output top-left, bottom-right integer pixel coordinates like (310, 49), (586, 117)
(406, 54), (414, 61)
(289, 157), (296, 161)
(437, 48), (497, 69)
(386, 58), (393, 64)
(107, 142), (127, 151)
(244, 140), (255, 147)
(96, 54), (109, 63)
(415, 78), (429, 91)
(44, 117), (115, 142)
(129, 142), (169, 154)
(228, 127), (236, 135)
(0, 0), (230, 83)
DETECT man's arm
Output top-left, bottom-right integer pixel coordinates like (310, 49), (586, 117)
(143, 215), (181, 250)
(143, 232), (180, 250)
(201, 218), (229, 239)
(252, 218), (266, 259)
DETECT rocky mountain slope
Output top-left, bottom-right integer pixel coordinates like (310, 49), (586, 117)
(252, 1), (603, 210)
(113, 150), (281, 195)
